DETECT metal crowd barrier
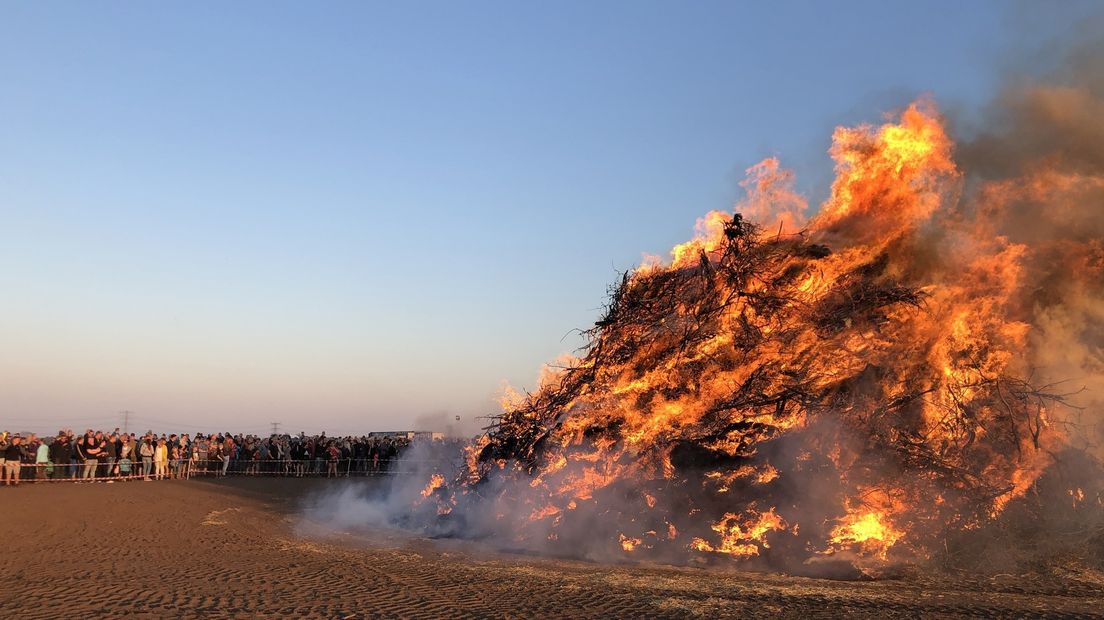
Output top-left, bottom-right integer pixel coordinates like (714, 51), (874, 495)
(0, 458), (459, 484)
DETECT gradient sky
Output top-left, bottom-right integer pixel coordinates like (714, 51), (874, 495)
(1, 1), (1096, 436)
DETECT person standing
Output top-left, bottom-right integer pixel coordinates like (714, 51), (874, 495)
(81, 432), (102, 480)
(129, 432), (141, 474)
(153, 439), (168, 480)
(49, 434), (71, 480)
(169, 441), (181, 479)
(222, 435), (235, 476)
(34, 440), (50, 480)
(139, 436), (154, 479)
(178, 434), (191, 479)
(243, 437), (257, 475)
(325, 442), (338, 478)
(117, 435), (134, 479)
(208, 440), (223, 477)
(73, 435), (85, 479)
(195, 435), (209, 475)
(3, 435), (24, 485)
(102, 433), (118, 478)
(23, 435), (39, 480)
(65, 431), (76, 478)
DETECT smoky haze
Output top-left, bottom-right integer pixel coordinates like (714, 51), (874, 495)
(956, 29), (1104, 454)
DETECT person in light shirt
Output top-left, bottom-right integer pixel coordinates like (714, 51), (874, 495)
(34, 440), (49, 480)
(154, 439), (169, 481)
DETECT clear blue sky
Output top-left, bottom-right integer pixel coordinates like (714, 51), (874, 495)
(0, 1), (1095, 435)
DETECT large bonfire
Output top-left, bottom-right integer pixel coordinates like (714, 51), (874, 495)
(415, 97), (1104, 574)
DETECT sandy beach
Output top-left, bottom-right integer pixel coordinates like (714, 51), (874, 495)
(0, 478), (1099, 619)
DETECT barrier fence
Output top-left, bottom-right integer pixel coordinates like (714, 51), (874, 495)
(0, 458), (459, 484)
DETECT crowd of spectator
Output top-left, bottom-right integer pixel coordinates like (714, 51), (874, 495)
(0, 429), (458, 485)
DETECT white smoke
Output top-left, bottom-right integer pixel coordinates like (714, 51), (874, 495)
(297, 440), (465, 535)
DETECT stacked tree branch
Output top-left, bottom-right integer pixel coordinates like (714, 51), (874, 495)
(451, 212), (1077, 567)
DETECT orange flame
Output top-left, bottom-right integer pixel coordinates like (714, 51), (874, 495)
(619, 533), (643, 552)
(421, 473), (446, 499)
(690, 508), (792, 558)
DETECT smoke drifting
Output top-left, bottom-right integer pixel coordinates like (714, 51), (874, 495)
(959, 35), (1104, 455)
(962, 34), (1104, 178)
(299, 440), (466, 533)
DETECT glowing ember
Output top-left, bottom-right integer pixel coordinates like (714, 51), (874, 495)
(828, 512), (903, 559)
(619, 533), (643, 552)
(690, 508), (792, 557)
(1070, 488), (1086, 508)
(529, 504), (561, 521)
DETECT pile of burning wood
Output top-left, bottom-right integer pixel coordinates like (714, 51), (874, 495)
(415, 99), (1104, 575)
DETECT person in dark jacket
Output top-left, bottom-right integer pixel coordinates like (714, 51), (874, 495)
(49, 434), (72, 479)
(81, 432), (102, 480)
(3, 435), (25, 486)
(102, 434), (118, 478)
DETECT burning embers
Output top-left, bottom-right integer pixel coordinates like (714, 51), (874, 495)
(689, 508), (792, 558)
(410, 98), (1103, 573)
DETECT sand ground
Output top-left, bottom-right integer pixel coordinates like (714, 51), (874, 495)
(0, 477), (1101, 619)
